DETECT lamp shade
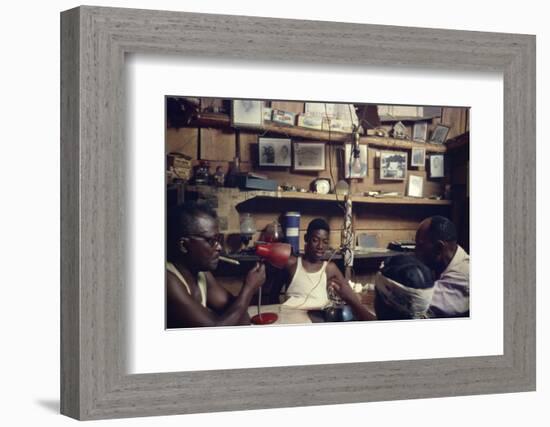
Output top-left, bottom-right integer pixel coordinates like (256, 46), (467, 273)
(255, 243), (291, 269)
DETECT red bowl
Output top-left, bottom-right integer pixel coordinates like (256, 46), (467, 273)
(251, 312), (278, 325)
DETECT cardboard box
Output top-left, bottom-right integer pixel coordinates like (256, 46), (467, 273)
(271, 109), (296, 126)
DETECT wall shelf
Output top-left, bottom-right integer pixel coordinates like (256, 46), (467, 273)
(244, 190), (452, 206)
(361, 136), (446, 153)
(186, 186), (451, 207)
(379, 114), (441, 123)
(192, 112), (448, 153)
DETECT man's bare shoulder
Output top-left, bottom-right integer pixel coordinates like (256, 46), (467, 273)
(166, 269), (182, 286)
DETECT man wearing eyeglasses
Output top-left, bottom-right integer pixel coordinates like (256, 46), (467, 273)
(166, 201), (266, 328)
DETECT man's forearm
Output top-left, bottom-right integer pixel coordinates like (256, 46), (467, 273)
(342, 292), (377, 321)
(214, 285), (255, 327)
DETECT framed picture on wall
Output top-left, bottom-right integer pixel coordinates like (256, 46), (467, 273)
(258, 137), (292, 167)
(293, 142), (326, 171)
(430, 154), (445, 178)
(430, 124), (450, 144)
(413, 121), (428, 142)
(411, 147), (426, 167)
(407, 174), (424, 197)
(232, 99), (264, 127)
(379, 151), (407, 180)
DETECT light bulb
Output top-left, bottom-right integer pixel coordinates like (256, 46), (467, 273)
(352, 154), (362, 174)
(351, 126), (362, 175)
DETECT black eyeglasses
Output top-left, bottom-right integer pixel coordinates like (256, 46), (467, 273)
(187, 234), (223, 248)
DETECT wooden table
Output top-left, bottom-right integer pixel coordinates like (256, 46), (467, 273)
(247, 304), (312, 324)
(248, 289), (377, 325)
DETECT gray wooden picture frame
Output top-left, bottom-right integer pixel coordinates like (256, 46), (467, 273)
(61, 6), (536, 420)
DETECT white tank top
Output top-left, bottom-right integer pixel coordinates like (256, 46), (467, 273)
(166, 262), (207, 307)
(284, 258), (329, 310)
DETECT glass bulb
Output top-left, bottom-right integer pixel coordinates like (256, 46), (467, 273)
(240, 213), (256, 235)
(352, 155), (362, 174)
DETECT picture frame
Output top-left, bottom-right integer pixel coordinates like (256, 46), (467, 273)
(411, 147), (426, 167)
(258, 137), (292, 167)
(293, 142), (326, 171)
(413, 121), (428, 142)
(430, 124), (451, 144)
(407, 174), (424, 197)
(380, 151), (408, 180)
(232, 99), (264, 128)
(430, 154), (445, 178)
(61, 6), (535, 420)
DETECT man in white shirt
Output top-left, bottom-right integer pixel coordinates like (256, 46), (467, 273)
(415, 216), (470, 318)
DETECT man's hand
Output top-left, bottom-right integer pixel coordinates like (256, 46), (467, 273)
(328, 276), (376, 321)
(244, 262), (266, 292)
(328, 277), (359, 304)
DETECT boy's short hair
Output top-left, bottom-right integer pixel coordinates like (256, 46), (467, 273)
(306, 218), (330, 238)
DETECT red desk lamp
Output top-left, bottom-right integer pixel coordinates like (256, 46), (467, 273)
(251, 243), (292, 325)
(255, 242), (291, 269)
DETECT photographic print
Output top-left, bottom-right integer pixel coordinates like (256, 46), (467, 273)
(344, 143), (368, 178)
(232, 99), (264, 127)
(294, 142), (326, 171)
(259, 137), (292, 167)
(165, 96), (470, 330)
(380, 151), (408, 180)
(430, 124), (450, 144)
(413, 121), (428, 142)
(430, 154), (445, 178)
(411, 147), (426, 167)
(408, 174), (424, 197)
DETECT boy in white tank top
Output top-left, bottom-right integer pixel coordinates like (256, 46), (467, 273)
(283, 218), (347, 310)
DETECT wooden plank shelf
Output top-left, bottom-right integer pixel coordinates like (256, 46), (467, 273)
(186, 185), (451, 207)
(362, 136), (447, 153)
(379, 115), (441, 122)
(241, 190), (452, 206)
(192, 112), (448, 153)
